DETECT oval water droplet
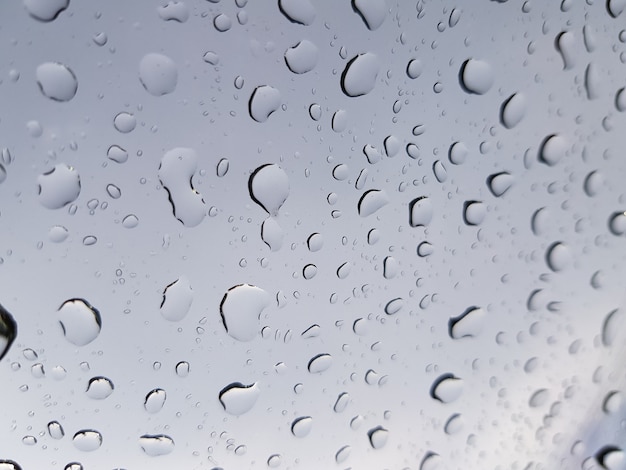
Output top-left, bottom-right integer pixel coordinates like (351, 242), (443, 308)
(406, 59), (423, 79)
(545, 242), (571, 272)
(158, 147), (206, 227)
(267, 454), (282, 468)
(529, 388), (549, 407)
(357, 189), (389, 217)
(113, 112), (136, 133)
(216, 158), (229, 177)
(220, 284), (270, 342)
(384, 297), (404, 315)
(38, 164), (81, 209)
(449, 306), (486, 339)
(333, 392), (350, 413)
(24, 0), (69, 21)
(331, 109), (348, 132)
(291, 416), (313, 438)
(487, 172), (514, 197)
(367, 426), (388, 449)
(602, 309), (624, 347)
(432, 160), (447, 183)
(261, 217), (284, 251)
(202, 51), (219, 65)
(336, 261), (351, 279)
(616, 88), (626, 112)
(307, 232), (323, 252)
(72, 430), (102, 452)
(584, 62), (601, 100)
(106, 184), (121, 199)
(539, 134), (567, 166)
(332, 164), (349, 181)
(213, 13), (232, 31)
(420, 452), (443, 470)
(308, 353), (332, 373)
(383, 256), (398, 279)
(139, 434), (175, 456)
(278, 0), (315, 24)
(384, 135), (400, 157)
(353, 0), (386, 30)
(249, 86), (281, 123)
(218, 382), (260, 415)
(335, 445), (351, 464)
(444, 414), (464, 435)
(58, 299), (102, 346)
(285, 40), (318, 74)
(0, 304), (18, 361)
(583, 171), (602, 197)
(107, 145), (128, 164)
(144, 388), (167, 413)
(608, 212), (626, 236)
(463, 200), (486, 226)
(448, 141), (468, 165)
(409, 196), (433, 227)
(301, 324), (320, 338)
(86, 376), (114, 399)
(36, 62), (77, 101)
(248, 164), (289, 215)
(160, 276), (193, 321)
(460, 59), (494, 94)
(430, 373), (463, 403)
(175, 361), (190, 377)
(47, 421), (64, 439)
(0, 461), (22, 470)
(341, 53), (379, 97)
(309, 103), (322, 121)
(139, 53), (177, 96)
(500, 93), (526, 128)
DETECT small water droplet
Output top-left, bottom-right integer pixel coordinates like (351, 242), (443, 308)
(261, 217), (284, 251)
(539, 134), (567, 166)
(213, 13), (232, 31)
(409, 196), (433, 227)
(107, 145), (128, 164)
(47, 421), (64, 440)
(216, 158), (229, 177)
(175, 361), (190, 377)
(487, 172), (514, 197)
(608, 212), (626, 236)
(384, 297), (404, 315)
(122, 214), (139, 228)
(138, 53), (178, 96)
(113, 112), (136, 133)
(335, 445), (351, 463)
(267, 454), (282, 468)
(529, 388), (549, 407)
(302, 264), (317, 279)
(448, 141), (468, 165)
(332, 109), (348, 132)
(333, 392), (350, 413)
(106, 184), (122, 199)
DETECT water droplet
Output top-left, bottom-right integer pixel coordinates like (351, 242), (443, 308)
(175, 361), (190, 377)
(584, 62), (601, 100)
(202, 51), (219, 65)
(72, 430), (102, 452)
(301, 324), (320, 338)
(38, 164), (81, 209)
(291, 416), (313, 438)
(444, 414), (464, 435)
(92, 32), (107, 46)
(113, 112), (136, 133)
(47, 421), (64, 439)
(248, 164), (289, 215)
(267, 454), (282, 468)
(384, 297), (404, 315)
(106, 184), (121, 199)
(261, 217), (284, 251)
(24, 0), (69, 21)
(157, 1), (189, 22)
(556, 31), (576, 70)
(406, 59), (423, 79)
(144, 388), (167, 413)
(220, 284), (270, 341)
(616, 88), (626, 112)
(382, 256), (398, 279)
(409, 196), (433, 227)
(420, 452), (442, 470)
(384, 135), (400, 157)
(307, 233), (323, 252)
(603, 390), (622, 414)
(158, 147), (206, 227)
(500, 93), (526, 129)
(26, 120), (43, 137)
(82, 235), (97, 246)
(139, 434), (175, 456)
(448, 141), (468, 165)
(583, 171), (602, 197)
(22, 435), (36, 445)
(608, 212), (626, 236)
(107, 145), (128, 164)
(0, 304), (18, 361)
(285, 40), (318, 74)
(86, 376), (114, 399)
(308, 353), (332, 373)
(545, 242), (571, 272)
(529, 388), (549, 407)
(336, 261), (351, 279)
(430, 373), (463, 403)
(216, 158), (229, 177)
(487, 172), (513, 197)
(341, 53), (380, 97)
(278, 0), (315, 25)
(367, 426), (388, 449)
(432, 161), (447, 183)
(218, 382), (260, 415)
(607, 0), (626, 17)
(249, 86), (281, 122)
(449, 307), (486, 339)
(333, 392), (350, 413)
(36, 62), (77, 101)
(539, 134), (567, 166)
(353, 0), (386, 30)
(332, 109), (348, 132)
(309, 103), (322, 121)
(460, 59), (494, 94)
(332, 164), (349, 181)
(302, 264), (317, 279)
(213, 13), (232, 31)
(64, 463), (83, 470)
(0, 164), (7, 184)
(463, 201), (486, 226)
(602, 309), (623, 347)
(58, 299), (102, 346)
(449, 8), (461, 26)
(160, 276), (193, 321)
(357, 189), (389, 217)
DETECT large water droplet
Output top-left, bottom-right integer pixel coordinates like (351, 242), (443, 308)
(432, 160), (447, 183)
(607, 0), (626, 17)
(249, 86), (281, 122)
(278, 0), (315, 25)
(341, 53), (380, 97)
(357, 189), (389, 217)
(139, 53), (177, 96)
(545, 242), (571, 272)
(144, 388), (167, 413)
(157, 1), (189, 22)
(307, 232), (323, 252)
(584, 62), (601, 100)
(430, 374), (463, 403)
(220, 284), (270, 341)
(218, 382), (260, 415)
(336, 261), (351, 279)
(333, 392), (350, 413)
(261, 217), (284, 251)
(409, 196), (433, 227)
(583, 170), (603, 197)
(308, 353), (332, 373)
(463, 201), (486, 226)
(107, 145), (128, 164)
(335, 445), (351, 464)
(487, 172), (514, 197)
(58, 299), (102, 346)
(38, 164), (81, 209)
(449, 307), (486, 339)
(539, 134), (567, 166)
(500, 93), (526, 128)
(596, 446), (625, 470)
(248, 164), (289, 215)
(213, 13), (232, 31)
(139, 434), (175, 456)
(285, 40), (318, 74)
(603, 390), (622, 414)
(47, 421), (64, 439)
(85, 376), (114, 399)
(556, 31), (576, 70)
(332, 109), (348, 132)
(24, 0), (69, 21)
(602, 309), (624, 347)
(160, 276), (193, 321)
(158, 147), (206, 227)
(528, 388), (549, 407)
(406, 58), (423, 79)
(384, 297), (404, 315)
(36, 62), (77, 101)
(113, 112), (136, 133)
(291, 416), (313, 438)
(616, 87), (626, 112)
(106, 184), (121, 199)
(72, 430), (102, 452)
(608, 211), (626, 236)
(352, 0), (386, 30)
(383, 256), (398, 279)
(460, 59), (494, 94)
(448, 141), (468, 165)
(444, 414), (464, 435)
(367, 426), (388, 449)
(0, 304), (17, 361)
(0, 460), (22, 470)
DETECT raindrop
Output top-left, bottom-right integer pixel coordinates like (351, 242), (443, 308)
(383, 256), (398, 279)
(332, 109), (348, 132)
(355, 168), (368, 189)
(38, 164), (81, 209)
(487, 172), (513, 197)
(545, 242), (571, 272)
(460, 59), (494, 94)
(267, 454), (282, 467)
(157, 1), (189, 22)
(596, 446), (625, 469)
(602, 309), (623, 347)
(384, 297), (404, 315)
(332, 164), (349, 180)
(202, 51), (219, 65)
(556, 31), (576, 70)
(583, 171), (602, 197)
(449, 8), (461, 26)
(341, 53), (379, 97)
(409, 196), (433, 227)
(449, 307), (486, 339)
(58, 298), (102, 346)
(107, 145), (128, 164)
(0, 304), (18, 361)
(357, 189), (389, 217)
(158, 147), (206, 227)
(603, 391), (622, 414)
(106, 184), (121, 199)
(448, 141), (468, 165)
(367, 426), (388, 449)
(539, 134), (567, 166)
(139, 434), (175, 456)
(406, 59), (423, 79)
(335, 445), (351, 463)
(64, 464), (82, 470)
(82, 235), (97, 246)
(291, 416), (313, 438)
(430, 373), (463, 403)
(608, 212), (626, 236)
(92, 32), (107, 46)
(309, 103), (322, 121)
(249, 86), (281, 122)
(616, 88), (626, 112)
(248, 164), (289, 215)
(24, 0), (69, 21)
(420, 452), (442, 470)
(352, 0), (386, 30)
(500, 93), (526, 128)
(47, 421), (64, 439)
(220, 284), (270, 341)
(278, 0), (315, 25)
(417, 241), (433, 257)
(384, 135), (400, 157)
(175, 361), (190, 377)
(301, 324), (320, 338)
(463, 200), (486, 226)
(607, 0), (626, 18)
(333, 392), (350, 413)
(529, 388), (549, 407)
(139, 53), (177, 96)
(216, 158), (229, 177)
(444, 414), (464, 435)
(218, 382), (260, 415)
(432, 161), (447, 183)
(48, 225), (69, 243)
(285, 40), (318, 74)
(160, 276), (193, 321)
(36, 62), (77, 101)
(113, 112), (136, 133)
(261, 217), (284, 251)
(0, 462), (22, 470)
(72, 430), (102, 452)
(0, 165), (6, 185)
(307, 232), (323, 252)
(308, 353), (332, 373)
(144, 388), (167, 413)
(336, 262), (351, 279)
(584, 63), (601, 100)
(86, 376), (114, 399)
(213, 14), (232, 32)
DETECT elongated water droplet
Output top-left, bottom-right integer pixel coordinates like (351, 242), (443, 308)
(249, 86), (281, 122)
(38, 164), (81, 209)
(336, 262), (351, 279)
(291, 416), (313, 438)
(460, 59), (493, 94)
(58, 299), (102, 346)
(545, 242), (571, 272)
(449, 307), (485, 339)
(267, 454), (282, 468)
(384, 297), (404, 315)
(218, 382), (260, 415)
(332, 109), (348, 132)
(160, 276), (193, 321)
(383, 256), (398, 279)
(357, 189), (389, 217)
(584, 62), (601, 100)
(602, 309), (624, 347)
(86, 376), (114, 399)
(430, 373), (463, 403)
(409, 196), (433, 227)
(175, 361), (190, 377)
(107, 145), (128, 164)
(500, 93), (526, 128)
(607, 0), (626, 18)
(352, 0), (386, 30)
(367, 426), (388, 449)
(220, 284), (270, 341)
(432, 160), (447, 183)
(616, 88), (626, 112)
(335, 445), (351, 463)
(248, 164), (289, 215)
(285, 40), (318, 74)
(144, 388), (167, 413)
(261, 217), (284, 251)
(139, 434), (175, 456)
(341, 53), (379, 97)
(47, 421), (64, 439)
(556, 31), (576, 70)
(216, 158), (229, 177)
(139, 53), (177, 96)
(301, 324), (320, 338)
(333, 392), (350, 413)
(36, 62), (77, 101)
(308, 353), (332, 373)
(24, 0), (69, 21)
(72, 430), (102, 452)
